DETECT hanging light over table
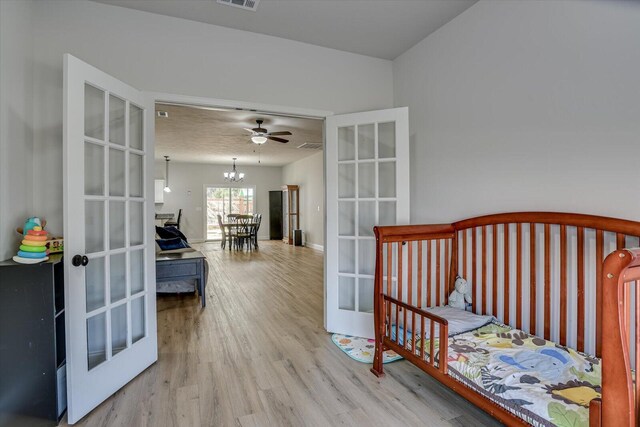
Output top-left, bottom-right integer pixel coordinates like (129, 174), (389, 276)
(164, 156), (172, 193)
(224, 158), (245, 182)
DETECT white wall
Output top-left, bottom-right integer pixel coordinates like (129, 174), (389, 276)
(154, 161), (282, 242)
(30, 0), (394, 236)
(0, 0), (35, 260)
(394, 0), (640, 224)
(282, 152), (325, 250)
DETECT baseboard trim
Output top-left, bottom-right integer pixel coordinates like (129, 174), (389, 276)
(306, 243), (324, 252)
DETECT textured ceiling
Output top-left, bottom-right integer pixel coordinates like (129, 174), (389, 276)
(155, 104), (324, 167)
(91, 0), (477, 60)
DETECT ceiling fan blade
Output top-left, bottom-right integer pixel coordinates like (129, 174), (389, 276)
(252, 127), (264, 132)
(266, 131), (292, 136)
(243, 128), (255, 133)
(268, 136), (289, 143)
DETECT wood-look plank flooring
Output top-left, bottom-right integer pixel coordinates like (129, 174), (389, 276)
(63, 241), (501, 427)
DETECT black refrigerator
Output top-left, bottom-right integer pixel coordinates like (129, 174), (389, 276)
(269, 190), (283, 240)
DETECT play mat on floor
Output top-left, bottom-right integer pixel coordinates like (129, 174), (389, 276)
(331, 334), (403, 364)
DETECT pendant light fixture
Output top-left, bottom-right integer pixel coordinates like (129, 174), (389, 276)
(224, 158), (245, 182)
(163, 156), (172, 193)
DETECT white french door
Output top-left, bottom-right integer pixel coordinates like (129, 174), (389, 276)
(325, 107), (410, 339)
(63, 54), (157, 423)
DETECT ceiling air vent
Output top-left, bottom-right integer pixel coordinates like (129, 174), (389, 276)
(297, 143), (323, 151)
(157, 111), (169, 118)
(216, 0), (260, 12)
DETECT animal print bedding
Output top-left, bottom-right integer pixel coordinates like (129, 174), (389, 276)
(443, 323), (600, 427)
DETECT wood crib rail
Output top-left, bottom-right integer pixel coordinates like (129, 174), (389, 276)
(599, 248), (640, 427)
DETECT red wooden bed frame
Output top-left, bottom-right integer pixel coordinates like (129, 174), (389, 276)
(370, 212), (640, 426)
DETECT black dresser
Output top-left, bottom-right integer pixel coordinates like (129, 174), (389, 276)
(0, 255), (66, 426)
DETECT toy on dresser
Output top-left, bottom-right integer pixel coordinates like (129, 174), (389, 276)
(13, 217), (49, 264)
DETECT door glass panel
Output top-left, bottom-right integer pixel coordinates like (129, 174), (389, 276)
(378, 122), (396, 159)
(358, 162), (375, 198)
(338, 239), (355, 274)
(84, 84), (104, 140)
(111, 303), (127, 357)
(358, 239), (375, 275)
(379, 201), (396, 226)
(358, 201), (375, 237)
(338, 126), (355, 161)
(85, 256), (105, 312)
(338, 276), (355, 311)
(109, 95), (126, 146)
(131, 296), (145, 344)
(110, 253), (126, 303)
(87, 312), (106, 370)
(109, 201), (125, 250)
(358, 278), (374, 313)
(130, 249), (144, 294)
(378, 161), (396, 198)
(130, 201), (144, 246)
(357, 124), (375, 160)
(85, 201), (105, 254)
(338, 164), (355, 198)
(85, 142), (104, 196)
(130, 104), (143, 150)
(338, 201), (355, 236)
(109, 148), (125, 196)
(129, 153), (143, 197)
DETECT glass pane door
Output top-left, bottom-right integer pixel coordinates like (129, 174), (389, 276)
(326, 107), (410, 339)
(64, 54), (156, 423)
(205, 186), (255, 240)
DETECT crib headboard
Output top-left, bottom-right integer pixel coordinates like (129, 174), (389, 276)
(374, 212), (640, 357)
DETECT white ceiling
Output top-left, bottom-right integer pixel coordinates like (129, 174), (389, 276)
(155, 104), (324, 167)
(91, 0), (477, 60)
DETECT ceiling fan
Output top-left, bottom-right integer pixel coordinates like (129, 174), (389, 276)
(244, 119), (292, 144)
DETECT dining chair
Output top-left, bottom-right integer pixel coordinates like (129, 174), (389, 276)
(164, 209), (182, 229)
(250, 214), (262, 249)
(235, 215), (253, 250)
(217, 214), (230, 250)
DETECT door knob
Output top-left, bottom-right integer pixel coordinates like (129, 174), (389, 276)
(72, 255), (89, 267)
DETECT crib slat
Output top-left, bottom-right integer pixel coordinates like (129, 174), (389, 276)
(430, 320), (435, 366)
(504, 224), (510, 325)
(530, 223), (537, 336)
(560, 225), (567, 346)
(596, 230), (603, 357)
(493, 225), (498, 317)
(436, 240), (441, 306)
(516, 224), (522, 330)
(462, 229), (468, 279)
(577, 227), (585, 352)
(445, 239), (450, 305)
(544, 224), (551, 341)
(408, 242), (413, 351)
(427, 241), (432, 307)
(472, 228), (477, 313)
(398, 243), (403, 303)
(420, 314), (425, 359)
(617, 233), (625, 250)
(482, 226), (487, 315)
(417, 241), (423, 309)
(386, 243), (392, 338)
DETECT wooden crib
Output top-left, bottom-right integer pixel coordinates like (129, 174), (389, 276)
(370, 212), (640, 426)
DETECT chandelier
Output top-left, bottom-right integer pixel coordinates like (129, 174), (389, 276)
(224, 158), (245, 182)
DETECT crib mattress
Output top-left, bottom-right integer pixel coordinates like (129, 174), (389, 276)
(391, 321), (600, 426)
(443, 323), (600, 427)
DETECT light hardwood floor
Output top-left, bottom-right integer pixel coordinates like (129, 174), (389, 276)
(63, 241), (501, 427)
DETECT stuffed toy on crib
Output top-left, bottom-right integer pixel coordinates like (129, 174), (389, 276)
(448, 275), (472, 310)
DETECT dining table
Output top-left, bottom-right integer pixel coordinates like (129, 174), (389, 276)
(221, 221), (260, 250)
